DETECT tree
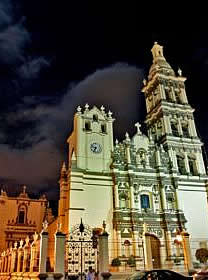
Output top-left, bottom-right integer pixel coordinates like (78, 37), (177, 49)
(111, 257), (121, 267)
(127, 255), (136, 267)
(195, 248), (208, 264)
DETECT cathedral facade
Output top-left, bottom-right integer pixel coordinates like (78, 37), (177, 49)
(59, 43), (208, 268)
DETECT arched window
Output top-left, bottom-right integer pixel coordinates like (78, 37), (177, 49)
(188, 155), (198, 176)
(140, 194), (150, 209)
(119, 192), (129, 209)
(101, 124), (107, 133)
(171, 122), (179, 137)
(165, 187), (175, 210)
(176, 155), (186, 175)
(165, 88), (172, 102)
(17, 205), (26, 224)
(157, 121), (162, 138)
(182, 123), (189, 138)
(85, 121), (91, 131)
(175, 92), (182, 104)
(93, 114), (98, 122)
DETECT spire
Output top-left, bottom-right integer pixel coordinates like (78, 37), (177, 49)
(61, 162), (67, 173)
(60, 162), (67, 180)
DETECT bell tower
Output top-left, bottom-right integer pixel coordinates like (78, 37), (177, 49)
(66, 104), (114, 232)
(142, 42), (206, 177)
(142, 42), (208, 242)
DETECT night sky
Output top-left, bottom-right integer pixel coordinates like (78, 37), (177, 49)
(0, 1), (208, 206)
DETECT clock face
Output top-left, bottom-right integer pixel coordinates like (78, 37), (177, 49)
(90, 142), (102, 153)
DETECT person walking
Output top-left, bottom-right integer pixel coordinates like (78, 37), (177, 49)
(86, 266), (95, 280)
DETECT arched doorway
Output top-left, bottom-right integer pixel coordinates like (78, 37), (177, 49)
(150, 235), (161, 268)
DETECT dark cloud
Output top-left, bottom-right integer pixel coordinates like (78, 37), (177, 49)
(0, 64), (143, 198)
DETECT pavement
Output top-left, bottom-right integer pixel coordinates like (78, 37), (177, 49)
(110, 271), (132, 280)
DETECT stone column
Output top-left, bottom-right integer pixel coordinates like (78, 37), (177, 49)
(184, 153), (190, 174)
(181, 231), (193, 272)
(112, 229), (118, 258)
(181, 88), (188, 104)
(17, 247), (23, 272)
(114, 185), (119, 208)
(163, 115), (171, 134)
(54, 231), (66, 279)
(130, 186), (135, 209)
(164, 231), (173, 269)
(132, 231), (139, 257)
(39, 231), (48, 273)
(159, 84), (166, 100)
(117, 230), (122, 257)
(143, 229), (153, 270)
(160, 186), (167, 211)
(10, 245), (17, 272)
(174, 188), (181, 211)
(98, 232), (109, 273)
(178, 119), (183, 136)
(189, 118), (197, 137)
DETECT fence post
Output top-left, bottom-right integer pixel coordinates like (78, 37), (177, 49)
(22, 236), (30, 272)
(54, 226), (66, 279)
(39, 221), (49, 273)
(98, 221), (110, 277)
(181, 231), (193, 273)
(143, 224), (153, 270)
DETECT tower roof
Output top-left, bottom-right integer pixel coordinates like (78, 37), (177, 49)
(148, 42), (175, 80)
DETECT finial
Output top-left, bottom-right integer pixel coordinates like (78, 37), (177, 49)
(125, 132), (130, 141)
(178, 68), (182, 76)
(135, 122), (142, 135)
(33, 232), (39, 242)
(61, 162), (66, 172)
(14, 241), (18, 249)
(19, 239), (24, 248)
(100, 105), (105, 112)
(103, 220), (106, 233)
(85, 103), (89, 111)
(23, 185), (26, 193)
(77, 106), (82, 112)
(25, 236), (30, 246)
(108, 110), (112, 118)
(115, 139), (119, 145)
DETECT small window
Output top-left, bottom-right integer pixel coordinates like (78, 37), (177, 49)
(188, 157), (198, 175)
(101, 124), (106, 133)
(171, 123), (179, 137)
(93, 114), (98, 122)
(140, 194), (150, 209)
(165, 88), (172, 102)
(85, 121), (91, 131)
(175, 92), (182, 104)
(182, 125), (189, 138)
(176, 155), (186, 175)
(18, 210), (25, 224)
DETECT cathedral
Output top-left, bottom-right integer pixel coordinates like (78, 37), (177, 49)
(58, 42), (208, 268)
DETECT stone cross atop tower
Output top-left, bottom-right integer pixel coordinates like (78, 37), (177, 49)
(135, 122), (142, 135)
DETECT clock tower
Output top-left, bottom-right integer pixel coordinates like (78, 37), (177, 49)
(65, 104), (115, 233)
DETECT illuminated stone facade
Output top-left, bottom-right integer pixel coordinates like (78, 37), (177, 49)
(59, 43), (208, 267)
(0, 186), (52, 251)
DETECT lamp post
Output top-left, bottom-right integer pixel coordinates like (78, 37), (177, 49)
(79, 219), (84, 280)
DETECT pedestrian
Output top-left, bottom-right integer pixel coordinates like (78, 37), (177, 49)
(86, 266), (95, 280)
